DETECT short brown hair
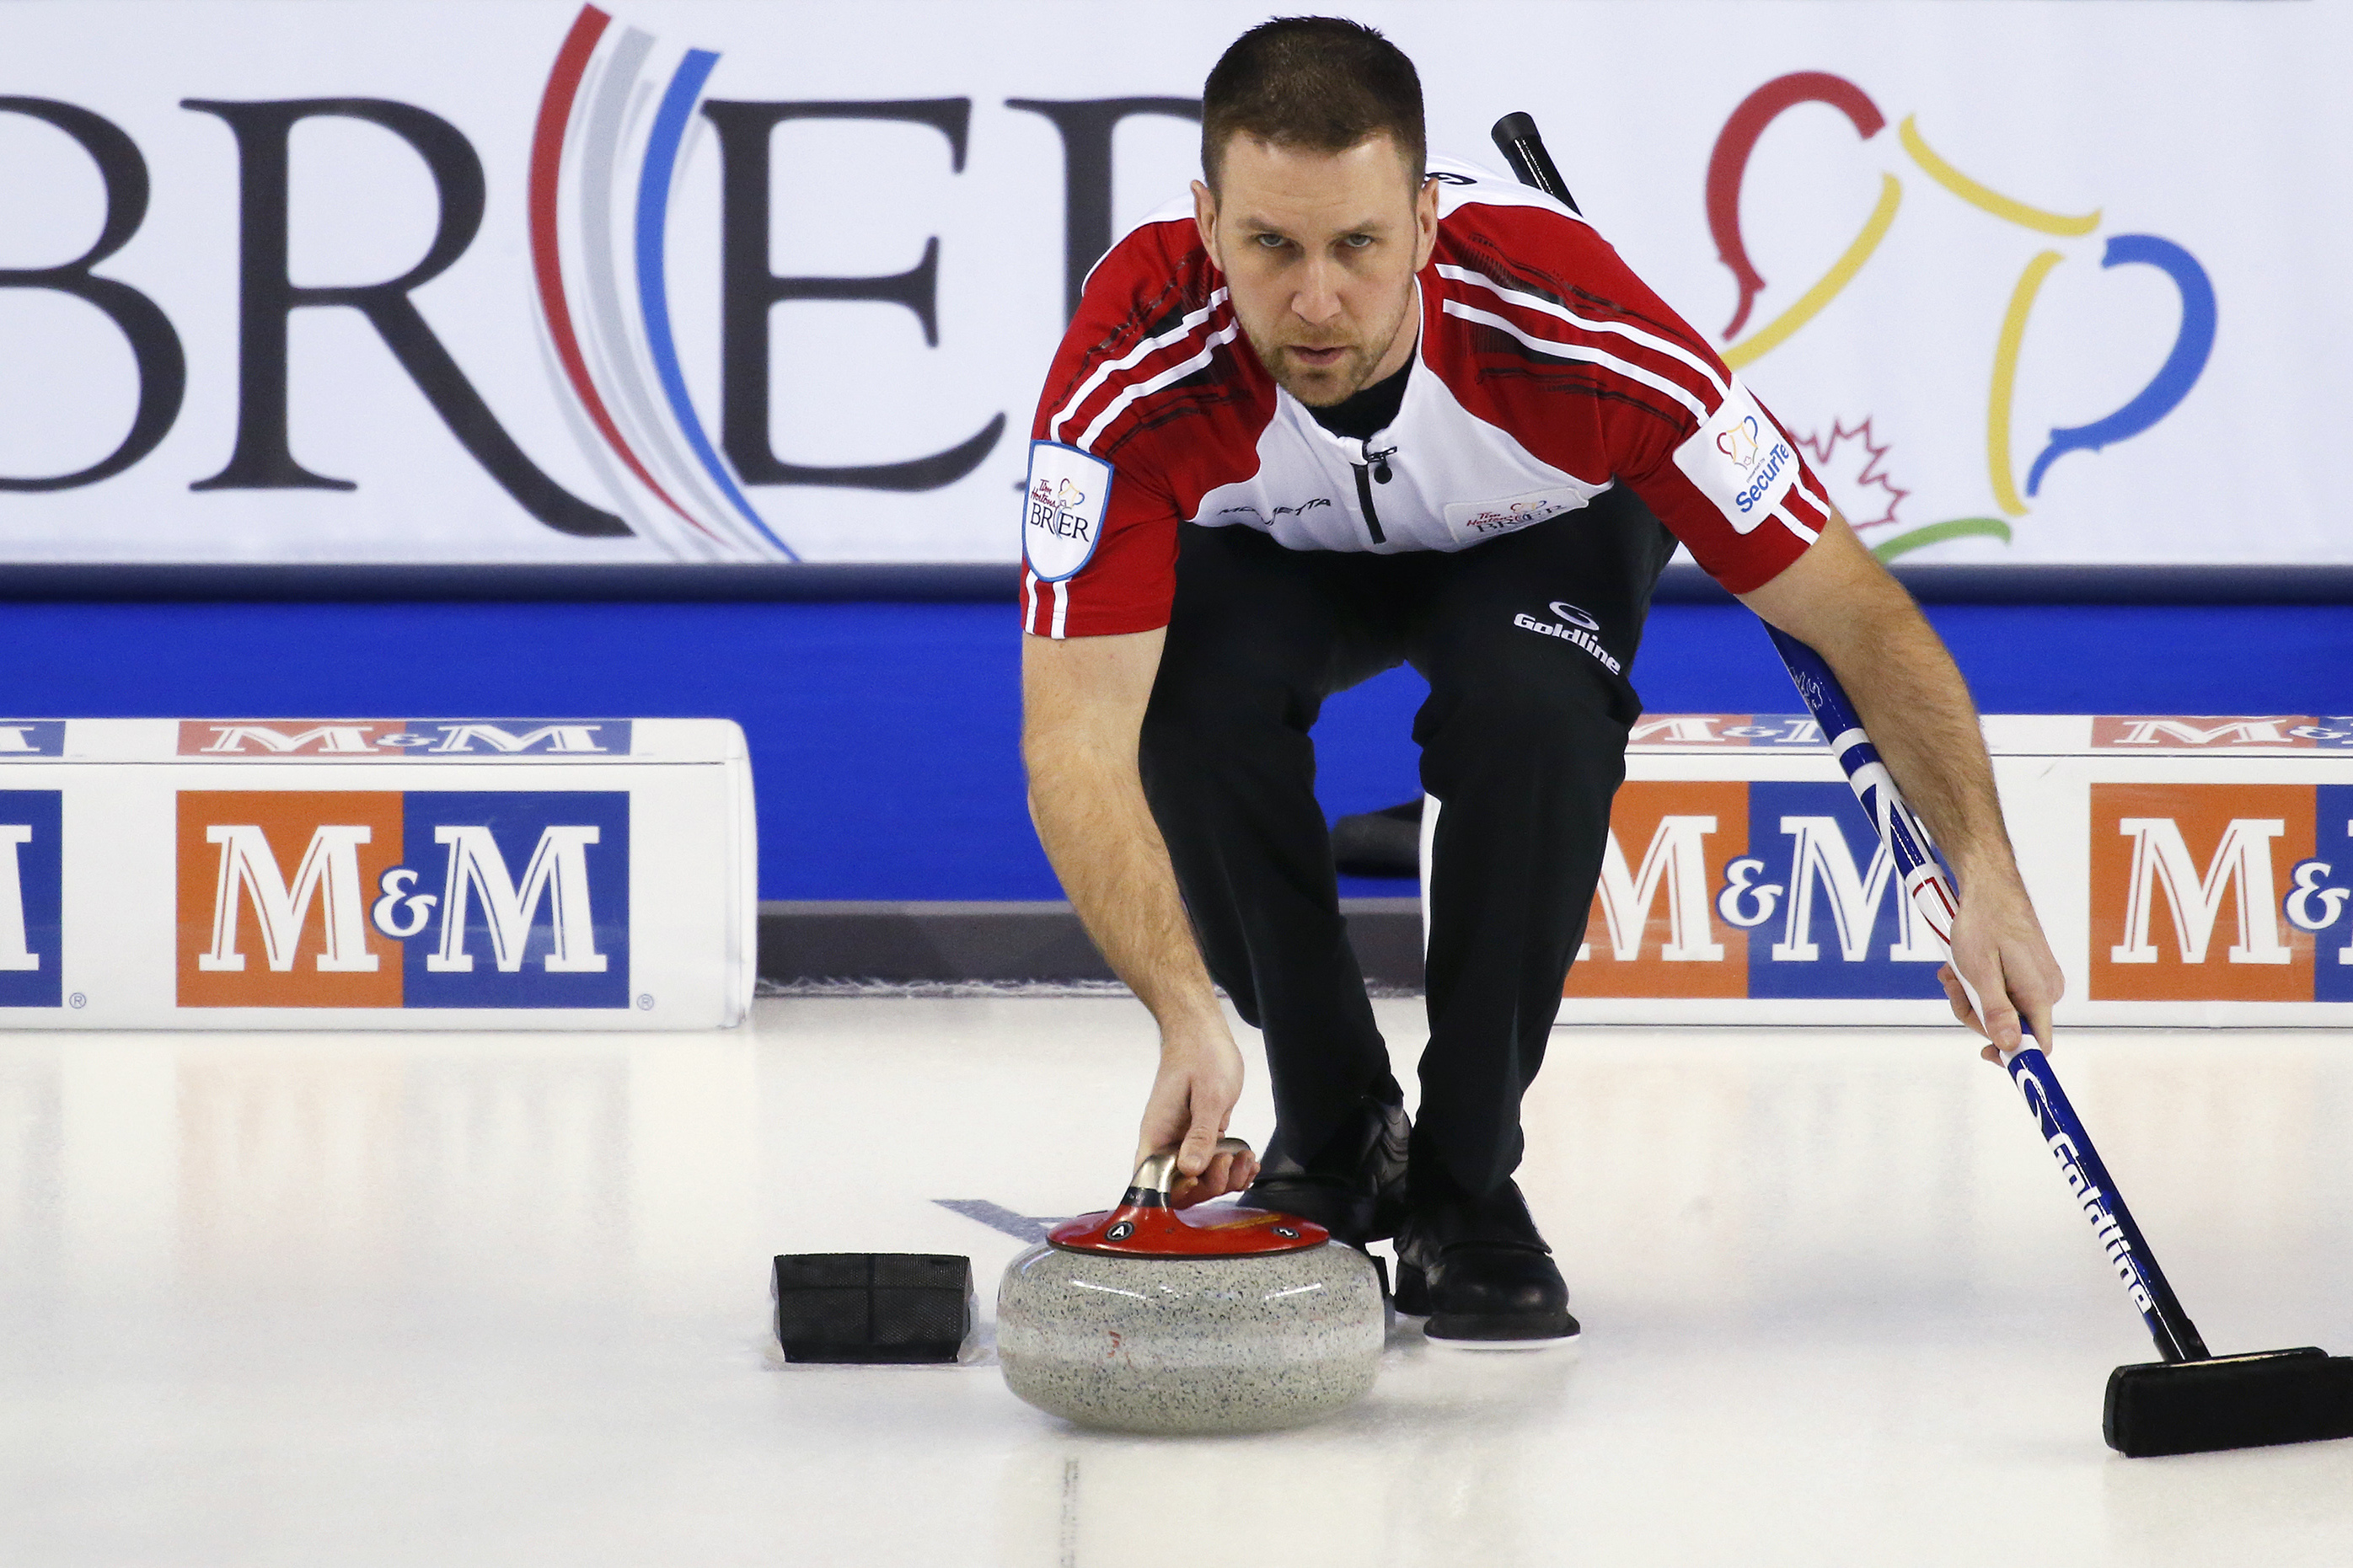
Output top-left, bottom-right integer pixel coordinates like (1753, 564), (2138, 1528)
(1201, 18), (1426, 190)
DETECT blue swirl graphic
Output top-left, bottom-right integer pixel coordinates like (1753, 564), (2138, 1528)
(635, 48), (795, 557)
(2025, 234), (2216, 499)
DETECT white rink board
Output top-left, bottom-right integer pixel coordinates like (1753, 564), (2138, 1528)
(1526, 714), (2353, 1028)
(0, 719), (755, 1029)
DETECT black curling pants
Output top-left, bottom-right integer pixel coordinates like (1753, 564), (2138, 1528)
(1138, 486), (1676, 1201)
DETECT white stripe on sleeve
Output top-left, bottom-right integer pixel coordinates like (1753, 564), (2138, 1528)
(1771, 503), (1822, 544)
(1075, 321), (1243, 452)
(1048, 289), (1231, 444)
(1435, 265), (1729, 402)
(1439, 301), (1708, 420)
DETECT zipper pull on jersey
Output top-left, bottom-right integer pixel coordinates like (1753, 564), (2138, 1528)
(1364, 443), (1398, 484)
(1351, 456), (1389, 545)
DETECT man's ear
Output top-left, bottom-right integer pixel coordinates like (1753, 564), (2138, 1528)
(1412, 176), (1439, 271)
(1192, 179), (1221, 274)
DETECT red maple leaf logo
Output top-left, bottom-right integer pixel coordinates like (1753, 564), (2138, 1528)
(1794, 418), (1907, 536)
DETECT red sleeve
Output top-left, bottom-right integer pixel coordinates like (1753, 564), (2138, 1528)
(1019, 219), (1213, 639)
(1429, 202), (1832, 594)
(1018, 447), (1180, 638)
(1618, 372), (1832, 596)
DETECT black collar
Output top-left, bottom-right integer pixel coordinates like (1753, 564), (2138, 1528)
(1306, 351), (1413, 442)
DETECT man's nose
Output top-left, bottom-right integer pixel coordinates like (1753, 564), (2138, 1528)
(1290, 256), (1343, 327)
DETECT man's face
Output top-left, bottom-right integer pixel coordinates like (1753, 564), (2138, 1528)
(1194, 134), (1439, 407)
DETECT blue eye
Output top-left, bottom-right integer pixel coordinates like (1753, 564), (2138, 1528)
(1254, 234), (1287, 249)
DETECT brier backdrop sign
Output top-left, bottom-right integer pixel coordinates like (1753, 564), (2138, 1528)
(0, 0), (2343, 567)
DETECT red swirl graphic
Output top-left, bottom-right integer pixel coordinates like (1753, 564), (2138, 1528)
(528, 4), (703, 532)
(1707, 72), (1886, 340)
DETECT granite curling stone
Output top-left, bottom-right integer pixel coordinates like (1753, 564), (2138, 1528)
(998, 1138), (1386, 1434)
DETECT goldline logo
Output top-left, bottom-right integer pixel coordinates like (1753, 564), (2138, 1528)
(1512, 600), (1621, 673)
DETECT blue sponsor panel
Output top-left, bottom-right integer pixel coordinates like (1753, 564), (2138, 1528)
(0, 790), (62, 1007)
(395, 792), (630, 1009)
(0, 724), (67, 761)
(0, 723), (66, 758)
(1743, 782), (1947, 1000)
(2304, 720), (2353, 751)
(2312, 785), (2353, 1003)
(1726, 716), (1823, 745)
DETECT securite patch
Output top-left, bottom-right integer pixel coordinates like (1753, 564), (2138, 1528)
(1675, 380), (1800, 536)
(1444, 486), (1591, 543)
(1021, 442), (1112, 582)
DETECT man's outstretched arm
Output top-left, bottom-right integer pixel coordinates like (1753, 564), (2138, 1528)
(1021, 628), (1258, 1201)
(1738, 516), (2064, 1055)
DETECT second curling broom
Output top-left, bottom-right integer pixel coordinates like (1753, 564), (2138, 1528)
(1766, 628), (2353, 1457)
(1492, 110), (2353, 1459)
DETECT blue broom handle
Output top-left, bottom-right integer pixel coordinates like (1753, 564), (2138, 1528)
(2000, 1048), (2206, 1362)
(1492, 110), (2208, 1364)
(1765, 628), (2209, 1362)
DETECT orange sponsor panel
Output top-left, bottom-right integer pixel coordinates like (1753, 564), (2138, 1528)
(1564, 780), (1748, 998)
(175, 791), (406, 1008)
(2088, 783), (2315, 1003)
(177, 721), (396, 756)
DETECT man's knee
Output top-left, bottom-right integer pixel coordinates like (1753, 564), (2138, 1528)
(1143, 646), (1310, 766)
(1418, 674), (1627, 774)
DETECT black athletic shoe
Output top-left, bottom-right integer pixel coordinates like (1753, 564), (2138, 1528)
(1394, 1180), (1578, 1346)
(1242, 1084), (1411, 1249)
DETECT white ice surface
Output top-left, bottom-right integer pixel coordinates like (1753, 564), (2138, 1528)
(4, 998), (2351, 1565)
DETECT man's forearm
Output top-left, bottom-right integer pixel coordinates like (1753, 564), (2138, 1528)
(1021, 629), (1255, 1191)
(1019, 631), (1225, 1034)
(1026, 736), (1224, 1029)
(1739, 519), (2018, 887)
(1819, 593), (2017, 886)
(1738, 508), (2061, 1046)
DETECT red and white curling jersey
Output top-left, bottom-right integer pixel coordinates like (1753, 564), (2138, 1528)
(1020, 157), (1833, 639)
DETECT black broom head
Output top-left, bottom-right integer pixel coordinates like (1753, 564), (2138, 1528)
(2105, 1348), (2353, 1457)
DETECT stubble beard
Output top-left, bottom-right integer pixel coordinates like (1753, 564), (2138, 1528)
(1244, 295), (1414, 409)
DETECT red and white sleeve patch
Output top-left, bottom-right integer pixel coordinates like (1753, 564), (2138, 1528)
(1673, 377), (1809, 538)
(1022, 441), (1112, 584)
(1016, 457), (1180, 640)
